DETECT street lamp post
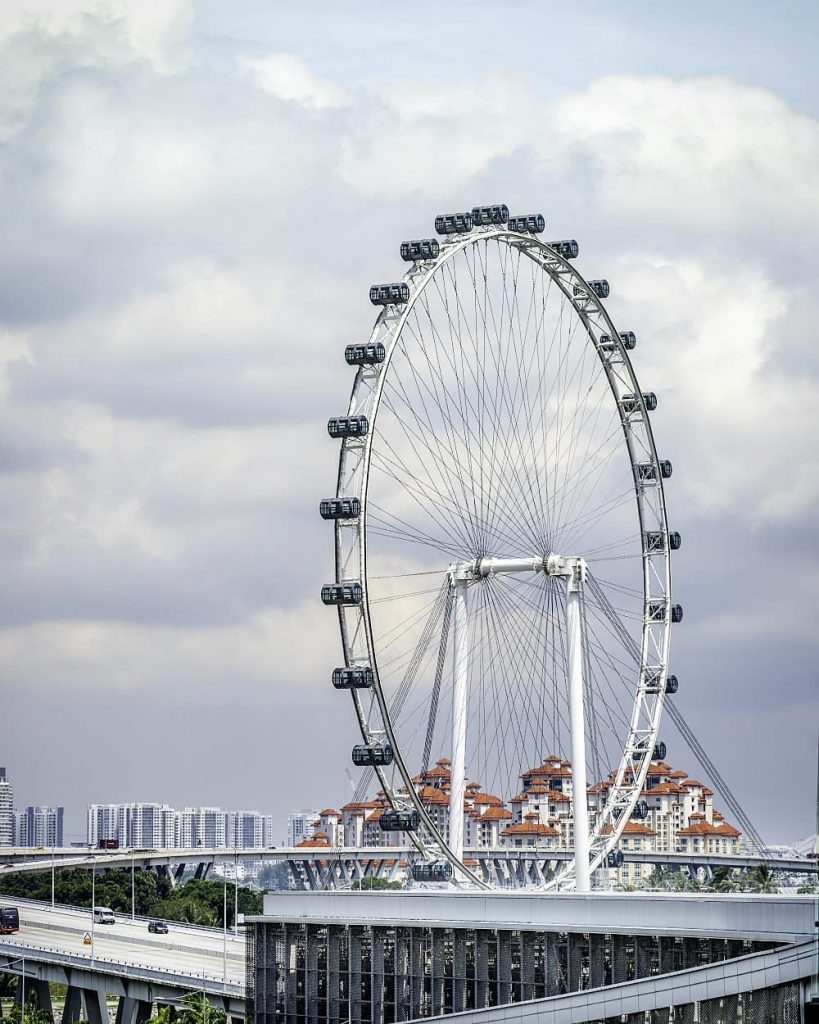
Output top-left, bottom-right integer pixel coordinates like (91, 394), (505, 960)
(51, 843), (55, 909)
(222, 875), (227, 991)
(131, 848), (135, 922)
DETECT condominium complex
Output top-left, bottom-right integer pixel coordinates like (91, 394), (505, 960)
(0, 768), (13, 846)
(16, 805), (64, 847)
(86, 803), (274, 849)
(302, 754), (742, 885)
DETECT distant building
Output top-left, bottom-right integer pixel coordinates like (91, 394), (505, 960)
(287, 810), (319, 847)
(178, 807), (226, 848)
(0, 769), (13, 846)
(16, 806), (64, 847)
(227, 811), (275, 848)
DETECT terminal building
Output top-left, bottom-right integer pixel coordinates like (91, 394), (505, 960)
(246, 890), (816, 1024)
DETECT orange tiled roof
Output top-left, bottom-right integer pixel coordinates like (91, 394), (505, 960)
(319, 809), (339, 817)
(500, 821), (559, 837)
(644, 782), (688, 796)
(478, 806), (512, 821)
(678, 821), (740, 837)
(416, 784), (449, 805)
(602, 822), (656, 836)
(295, 831), (331, 848)
(472, 792), (504, 806)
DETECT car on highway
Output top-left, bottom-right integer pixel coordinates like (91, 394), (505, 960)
(148, 920), (169, 934)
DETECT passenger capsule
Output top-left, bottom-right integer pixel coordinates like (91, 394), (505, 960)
(379, 809), (420, 832)
(548, 239), (579, 259)
(370, 283), (410, 306)
(319, 498), (361, 520)
(621, 392), (657, 414)
(665, 674), (679, 694)
(471, 204), (509, 226)
(607, 850), (624, 868)
(351, 743), (393, 767)
(669, 531), (682, 551)
(671, 604), (683, 623)
(507, 214), (545, 234)
(400, 238), (440, 262)
(632, 800), (649, 821)
(345, 343), (385, 366)
(332, 666), (374, 689)
(643, 668), (663, 692)
(653, 741), (667, 761)
(600, 331), (637, 352)
(434, 213), (473, 235)
(411, 861), (453, 882)
(321, 582), (363, 606)
(574, 280), (609, 299)
(327, 416), (369, 439)
(636, 460), (672, 483)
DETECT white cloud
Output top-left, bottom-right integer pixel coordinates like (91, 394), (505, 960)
(240, 53), (346, 109)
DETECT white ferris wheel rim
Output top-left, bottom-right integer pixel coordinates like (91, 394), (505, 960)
(331, 225), (674, 889)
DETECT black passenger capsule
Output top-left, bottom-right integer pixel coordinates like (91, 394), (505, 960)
(643, 667), (663, 692)
(379, 809), (420, 832)
(332, 666), (374, 689)
(671, 604), (683, 623)
(471, 204), (509, 226)
(599, 331), (637, 352)
(659, 460), (673, 479)
(574, 279), (609, 299)
(345, 343), (385, 366)
(327, 416), (369, 439)
(669, 531), (682, 550)
(607, 850), (624, 868)
(653, 741), (667, 761)
(508, 214), (545, 234)
(412, 861), (453, 882)
(665, 674), (679, 694)
(548, 239), (579, 259)
(370, 283), (409, 306)
(320, 498), (361, 520)
(400, 238), (440, 262)
(435, 213), (473, 235)
(351, 744), (393, 767)
(632, 799), (649, 820)
(321, 582), (362, 606)
(621, 392), (657, 414)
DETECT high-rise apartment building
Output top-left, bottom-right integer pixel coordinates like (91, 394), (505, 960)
(16, 806), (64, 847)
(178, 807), (226, 848)
(0, 768), (14, 846)
(287, 810), (319, 847)
(227, 811), (275, 848)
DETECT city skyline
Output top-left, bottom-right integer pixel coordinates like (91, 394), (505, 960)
(0, 0), (817, 845)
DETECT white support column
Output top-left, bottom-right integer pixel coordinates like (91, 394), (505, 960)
(449, 577), (469, 867)
(566, 574), (591, 893)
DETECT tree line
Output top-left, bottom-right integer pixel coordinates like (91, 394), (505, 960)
(0, 868), (263, 927)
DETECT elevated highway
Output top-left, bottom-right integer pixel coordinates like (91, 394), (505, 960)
(0, 899), (245, 1023)
(2, 846), (816, 890)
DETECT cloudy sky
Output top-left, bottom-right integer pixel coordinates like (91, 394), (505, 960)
(1, 0), (817, 845)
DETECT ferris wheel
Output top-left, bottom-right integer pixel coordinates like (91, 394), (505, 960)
(320, 205), (681, 890)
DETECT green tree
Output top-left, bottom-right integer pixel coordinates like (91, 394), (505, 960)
(350, 877), (402, 891)
(5, 998), (54, 1024)
(710, 866), (742, 892)
(745, 864), (778, 893)
(177, 992), (226, 1024)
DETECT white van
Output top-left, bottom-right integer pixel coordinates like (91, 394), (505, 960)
(93, 907), (116, 925)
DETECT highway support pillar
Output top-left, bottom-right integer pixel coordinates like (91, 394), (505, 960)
(115, 997), (152, 1024)
(81, 988), (110, 1024)
(61, 987), (83, 1024)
